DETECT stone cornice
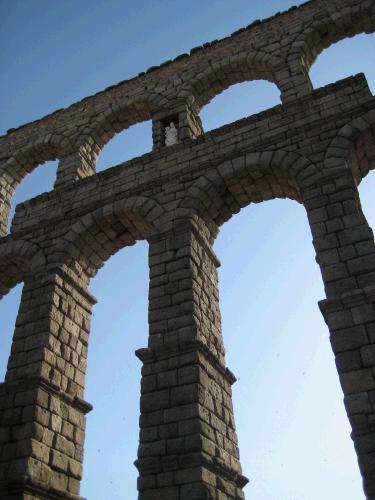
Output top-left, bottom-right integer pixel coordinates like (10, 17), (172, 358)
(136, 339), (236, 385)
(0, 376), (93, 415)
(0, 479), (86, 500)
(319, 286), (375, 317)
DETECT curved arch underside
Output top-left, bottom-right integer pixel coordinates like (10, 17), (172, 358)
(0, 239), (45, 298)
(325, 110), (375, 182)
(177, 151), (314, 228)
(290, 0), (375, 71)
(57, 196), (165, 278)
(183, 50), (285, 109)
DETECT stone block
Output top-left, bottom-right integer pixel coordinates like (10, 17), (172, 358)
(330, 325), (368, 353)
(340, 368), (375, 394)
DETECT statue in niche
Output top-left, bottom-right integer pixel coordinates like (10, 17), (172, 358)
(165, 121), (178, 146)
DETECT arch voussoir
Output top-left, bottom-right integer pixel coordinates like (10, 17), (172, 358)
(0, 135), (68, 234)
(324, 110), (375, 181)
(181, 49), (285, 109)
(73, 94), (158, 177)
(55, 196), (165, 277)
(176, 150), (315, 227)
(0, 238), (46, 298)
(289, 2), (375, 73)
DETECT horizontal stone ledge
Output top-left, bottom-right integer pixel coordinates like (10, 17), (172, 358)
(319, 285), (375, 317)
(135, 339), (236, 385)
(0, 479), (85, 500)
(0, 376), (93, 415)
(52, 266), (98, 307)
(135, 450), (249, 489)
(148, 220), (221, 268)
(24, 266), (97, 310)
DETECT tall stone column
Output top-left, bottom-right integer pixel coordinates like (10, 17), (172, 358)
(0, 267), (95, 499)
(303, 172), (375, 500)
(135, 220), (248, 500)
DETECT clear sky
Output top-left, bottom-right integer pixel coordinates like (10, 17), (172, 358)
(0, 1), (374, 499)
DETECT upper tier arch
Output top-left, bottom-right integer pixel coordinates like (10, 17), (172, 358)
(289, 0), (375, 76)
(74, 95), (160, 170)
(0, 135), (69, 236)
(179, 50), (285, 109)
(1, 0), (373, 190)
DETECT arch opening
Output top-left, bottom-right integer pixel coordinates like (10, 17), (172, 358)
(310, 33), (375, 93)
(214, 197), (365, 499)
(96, 119), (153, 173)
(291, 3), (375, 79)
(7, 159), (58, 231)
(0, 158), (58, 236)
(58, 196), (163, 279)
(184, 47), (285, 112)
(0, 237), (48, 381)
(200, 80), (281, 133)
(358, 151), (375, 232)
(51, 199), (159, 497)
(0, 283), (23, 381)
(80, 241), (149, 498)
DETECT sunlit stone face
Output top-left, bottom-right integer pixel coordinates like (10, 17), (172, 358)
(165, 121), (178, 145)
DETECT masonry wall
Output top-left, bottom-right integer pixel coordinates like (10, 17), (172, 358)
(0, 0), (375, 498)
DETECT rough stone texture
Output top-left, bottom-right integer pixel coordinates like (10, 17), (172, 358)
(0, 0), (375, 498)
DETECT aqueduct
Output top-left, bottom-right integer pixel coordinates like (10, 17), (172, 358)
(1, 0), (375, 498)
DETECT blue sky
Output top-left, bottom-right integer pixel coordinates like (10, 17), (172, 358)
(0, 1), (374, 499)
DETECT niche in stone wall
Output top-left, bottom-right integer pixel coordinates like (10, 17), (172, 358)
(200, 80), (281, 132)
(310, 33), (375, 94)
(96, 120), (153, 172)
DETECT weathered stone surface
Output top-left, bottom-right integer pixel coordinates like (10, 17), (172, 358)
(0, 0), (375, 498)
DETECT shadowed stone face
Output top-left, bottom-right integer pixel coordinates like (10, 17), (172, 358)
(0, 0), (375, 498)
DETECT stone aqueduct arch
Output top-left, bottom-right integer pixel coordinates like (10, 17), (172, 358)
(0, 0), (375, 498)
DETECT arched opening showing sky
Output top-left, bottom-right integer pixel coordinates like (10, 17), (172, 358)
(7, 160), (58, 231)
(0, 1), (374, 499)
(200, 80), (281, 132)
(310, 33), (375, 94)
(214, 197), (366, 499)
(96, 120), (153, 172)
(309, 30), (375, 284)
(81, 242), (149, 499)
